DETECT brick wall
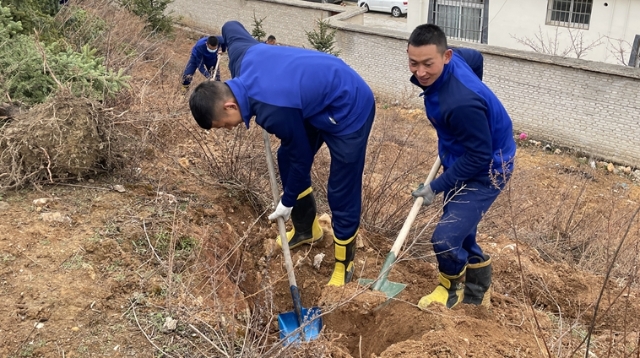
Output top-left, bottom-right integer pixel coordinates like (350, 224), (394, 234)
(170, 0), (640, 167)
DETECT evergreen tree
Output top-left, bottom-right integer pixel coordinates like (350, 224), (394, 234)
(251, 12), (266, 42)
(1, 0), (59, 40)
(306, 19), (340, 57)
(118, 0), (174, 34)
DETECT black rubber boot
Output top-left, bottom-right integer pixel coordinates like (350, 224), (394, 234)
(276, 188), (323, 249)
(462, 254), (492, 307)
(327, 233), (357, 286)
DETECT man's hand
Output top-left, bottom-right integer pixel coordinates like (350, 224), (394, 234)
(268, 201), (292, 221)
(411, 183), (436, 206)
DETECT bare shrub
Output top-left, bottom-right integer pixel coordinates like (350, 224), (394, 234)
(312, 108), (436, 237)
(181, 123), (275, 214)
(0, 93), (128, 189)
(499, 160), (640, 358)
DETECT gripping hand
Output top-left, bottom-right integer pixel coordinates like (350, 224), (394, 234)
(411, 183), (435, 206)
(268, 201), (292, 221)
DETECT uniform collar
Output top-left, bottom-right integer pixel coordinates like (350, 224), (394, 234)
(225, 78), (253, 128)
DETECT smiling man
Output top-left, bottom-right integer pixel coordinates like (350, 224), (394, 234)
(407, 24), (516, 310)
(189, 21), (375, 287)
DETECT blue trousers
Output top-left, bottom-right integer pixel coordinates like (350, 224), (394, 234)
(432, 176), (508, 275)
(277, 105), (375, 240)
(181, 55), (219, 86)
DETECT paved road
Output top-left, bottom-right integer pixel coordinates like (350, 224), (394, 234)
(344, 1), (408, 31)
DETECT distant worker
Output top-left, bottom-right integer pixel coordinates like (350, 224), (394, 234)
(181, 36), (227, 92)
(266, 35), (277, 45)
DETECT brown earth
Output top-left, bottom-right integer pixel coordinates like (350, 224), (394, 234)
(1, 17), (640, 358)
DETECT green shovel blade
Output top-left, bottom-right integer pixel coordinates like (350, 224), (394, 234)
(359, 278), (407, 299)
(358, 251), (407, 299)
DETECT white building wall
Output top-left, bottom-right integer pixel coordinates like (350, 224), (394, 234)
(407, 0), (640, 65)
(171, 0), (640, 166)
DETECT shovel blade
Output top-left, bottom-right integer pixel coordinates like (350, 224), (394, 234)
(359, 278), (407, 299)
(278, 306), (323, 345)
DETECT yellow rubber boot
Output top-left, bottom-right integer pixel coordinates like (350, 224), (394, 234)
(417, 268), (466, 309)
(327, 232), (357, 287)
(276, 187), (323, 249)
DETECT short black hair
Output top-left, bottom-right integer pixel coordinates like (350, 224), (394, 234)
(207, 36), (219, 47)
(188, 81), (233, 129)
(267, 35), (276, 41)
(408, 24), (447, 54)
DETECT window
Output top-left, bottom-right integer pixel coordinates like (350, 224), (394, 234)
(546, 0), (593, 29)
(433, 0), (484, 43)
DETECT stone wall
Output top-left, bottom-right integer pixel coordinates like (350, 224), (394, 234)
(169, 0), (640, 166)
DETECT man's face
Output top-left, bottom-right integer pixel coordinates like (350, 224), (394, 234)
(206, 43), (217, 52)
(266, 39), (276, 45)
(407, 44), (452, 87)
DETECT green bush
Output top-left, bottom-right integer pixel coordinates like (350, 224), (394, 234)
(118, 0), (174, 34)
(1, 0), (60, 40)
(0, 2), (129, 105)
(0, 3), (21, 37)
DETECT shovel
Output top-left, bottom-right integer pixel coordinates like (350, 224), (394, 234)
(262, 130), (322, 345)
(359, 156), (442, 299)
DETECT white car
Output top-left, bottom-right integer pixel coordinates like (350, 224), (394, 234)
(357, 0), (408, 17)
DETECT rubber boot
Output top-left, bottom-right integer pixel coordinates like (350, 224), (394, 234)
(463, 254), (492, 307)
(276, 187), (323, 249)
(417, 268), (466, 309)
(327, 232), (357, 287)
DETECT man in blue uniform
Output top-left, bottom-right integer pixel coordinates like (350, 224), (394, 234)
(408, 24), (516, 309)
(188, 21), (376, 287)
(181, 36), (227, 91)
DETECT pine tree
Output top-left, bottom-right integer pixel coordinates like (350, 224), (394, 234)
(251, 12), (266, 42)
(1, 0), (59, 39)
(305, 19), (340, 57)
(118, 0), (174, 34)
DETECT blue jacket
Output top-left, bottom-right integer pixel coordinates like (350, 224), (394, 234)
(411, 49), (515, 194)
(190, 36), (227, 77)
(222, 21), (375, 207)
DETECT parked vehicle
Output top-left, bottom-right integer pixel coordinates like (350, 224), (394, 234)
(357, 0), (407, 17)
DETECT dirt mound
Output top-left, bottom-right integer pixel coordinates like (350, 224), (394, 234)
(0, 95), (116, 189)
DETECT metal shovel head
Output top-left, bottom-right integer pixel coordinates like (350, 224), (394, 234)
(278, 306), (323, 345)
(359, 278), (407, 300)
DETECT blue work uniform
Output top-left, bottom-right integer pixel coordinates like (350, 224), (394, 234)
(182, 36), (227, 85)
(411, 48), (516, 275)
(222, 21), (376, 240)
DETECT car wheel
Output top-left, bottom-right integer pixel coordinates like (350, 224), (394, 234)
(391, 7), (401, 17)
(361, 3), (369, 11)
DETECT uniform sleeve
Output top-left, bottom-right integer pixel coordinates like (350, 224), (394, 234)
(254, 104), (313, 207)
(198, 62), (211, 78)
(430, 99), (492, 194)
(217, 35), (227, 53)
(452, 48), (484, 81)
(222, 21), (259, 78)
(191, 41), (210, 77)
